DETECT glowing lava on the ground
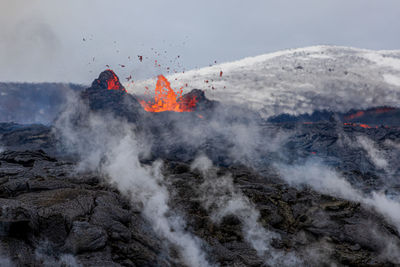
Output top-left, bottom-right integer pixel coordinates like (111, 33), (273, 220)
(106, 69), (127, 92)
(344, 107), (395, 120)
(344, 111), (365, 120)
(139, 75), (197, 112)
(343, 122), (377, 129)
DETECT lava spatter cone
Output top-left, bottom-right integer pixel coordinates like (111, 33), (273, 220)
(90, 69), (127, 93)
(80, 70), (218, 126)
(80, 69), (144, 123)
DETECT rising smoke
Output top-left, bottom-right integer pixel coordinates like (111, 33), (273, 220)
(191, 155), (301, 266)
(356, 136), (389, 170)
(275, 160), (400, 263)
(55, 92), (212, 267)
(275, 159), (400, 230)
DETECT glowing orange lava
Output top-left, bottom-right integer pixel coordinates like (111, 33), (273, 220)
(344, 111), (365, 120)
(139, 75), (197, 112)
(343, 122), (377, 129)
(106, 69), (126, 92)
(344, 107), (395, 120)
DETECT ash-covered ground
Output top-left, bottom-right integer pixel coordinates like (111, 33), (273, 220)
(1, 69), (400, 266)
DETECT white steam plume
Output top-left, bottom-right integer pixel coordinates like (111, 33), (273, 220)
(356, 136), (388, 170)
(55, 93), (212, 267)
(276, 160), (400, 263)
(191, 155), (301, 266)
(276, 160), (400, 234)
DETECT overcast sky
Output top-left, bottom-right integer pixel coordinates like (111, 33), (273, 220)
(1, 0), (399, 83)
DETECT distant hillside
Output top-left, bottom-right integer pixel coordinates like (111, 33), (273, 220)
(131, 46), (400, 118)
(0, 83), (83, 124)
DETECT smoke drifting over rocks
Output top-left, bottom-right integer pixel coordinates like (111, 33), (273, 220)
(356, 136), (389, 170)
(55, 92), (212, 266)
(1, 64), (400, 266)
(276, 159), (400, 264)
(191, 156), (300, 266)
(276, 160), (400, 230)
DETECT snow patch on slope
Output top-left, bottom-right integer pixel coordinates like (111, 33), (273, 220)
(384, 74), (400, 87)
(128, 46), (400, 118)
(363, 53), (400, 71)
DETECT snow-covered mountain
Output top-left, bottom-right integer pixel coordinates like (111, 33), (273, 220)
(128, 46), (400, 118)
